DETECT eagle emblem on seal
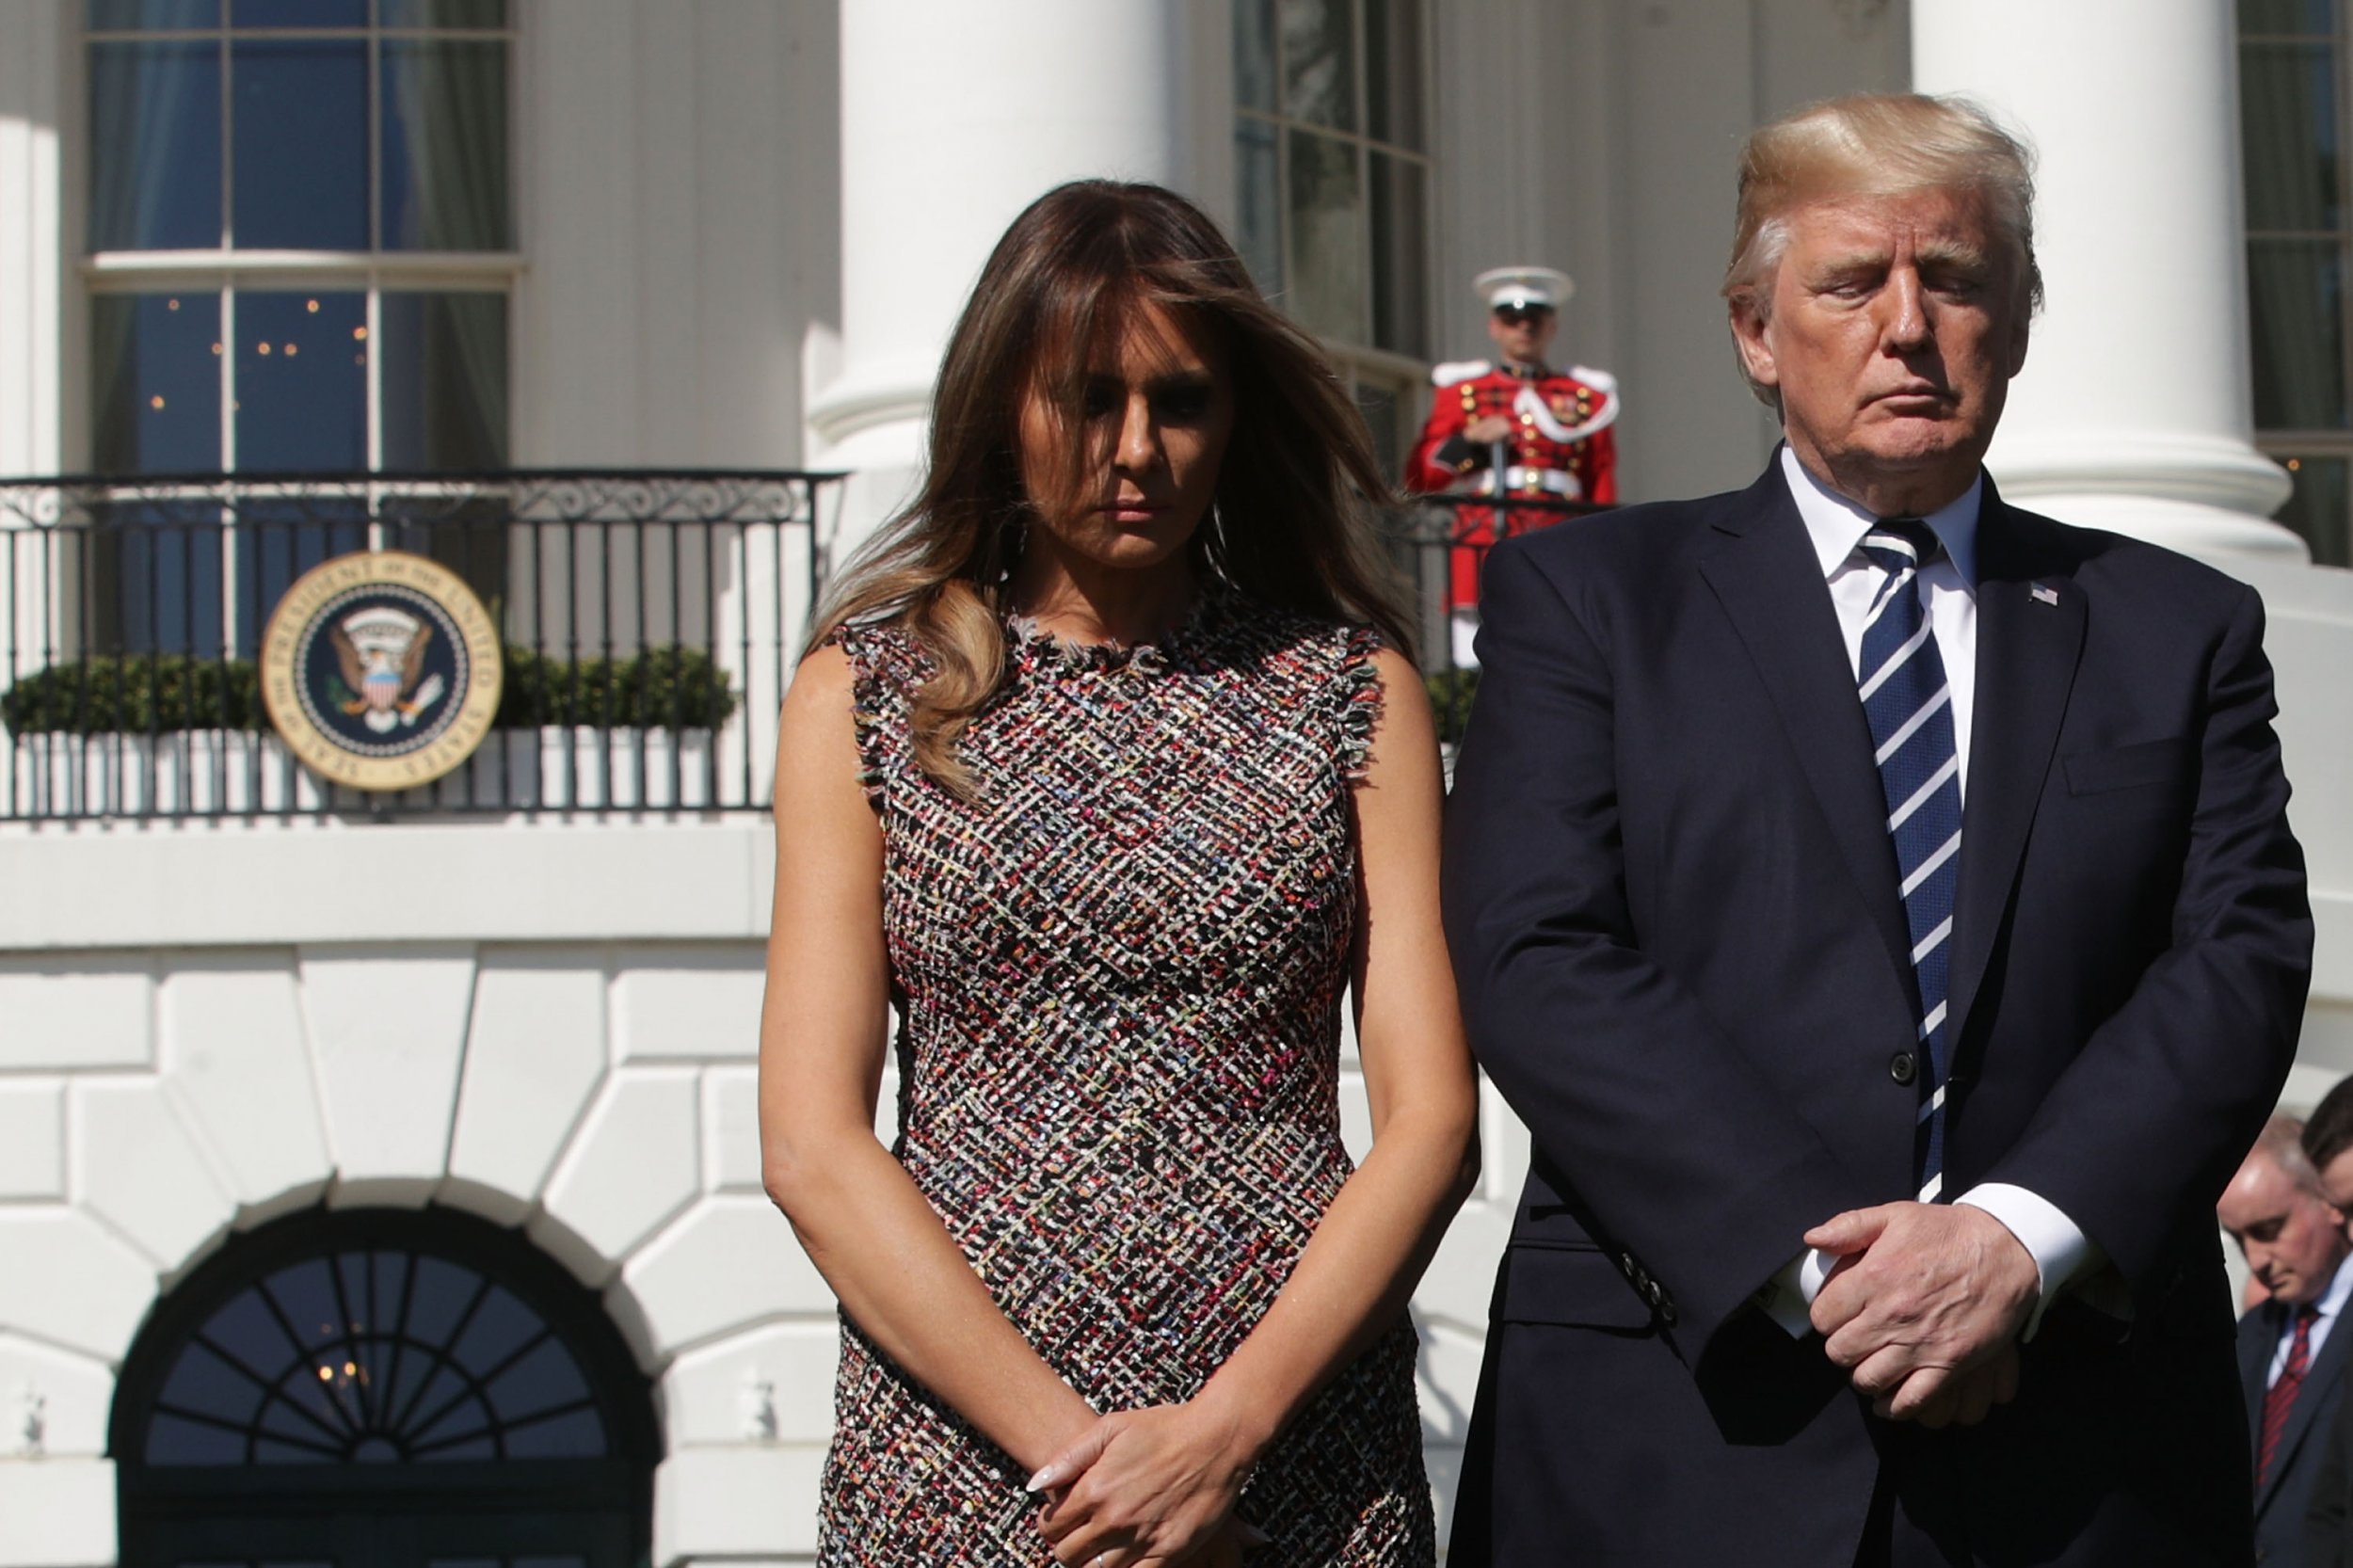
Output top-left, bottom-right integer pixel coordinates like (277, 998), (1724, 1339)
(329, 604), (448, 734)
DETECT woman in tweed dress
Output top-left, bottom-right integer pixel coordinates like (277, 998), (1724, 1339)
(759, 181), (1479, 1567)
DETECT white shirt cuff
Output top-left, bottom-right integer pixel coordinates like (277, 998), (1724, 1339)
(1759, 1247), (1846, 1337)
(1956, 1182), (2089, 1339)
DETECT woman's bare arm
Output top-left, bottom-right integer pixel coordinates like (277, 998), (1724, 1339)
(1036, 646), (1481, 1563)
(758, 646), (1097, 1474)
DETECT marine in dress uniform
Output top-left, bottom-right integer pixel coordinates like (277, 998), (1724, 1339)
(1403, 266), (1620, 664)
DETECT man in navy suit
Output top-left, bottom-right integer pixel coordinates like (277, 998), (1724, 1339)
(2221, 1118), (2353, 1566)
(1442, 92), (2313, 1565)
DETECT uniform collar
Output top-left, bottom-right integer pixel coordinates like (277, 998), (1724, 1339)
(1501, 360), (1550, 380)
(1778, 443), (1982, 587)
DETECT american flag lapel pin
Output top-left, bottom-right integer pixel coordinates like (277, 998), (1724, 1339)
(2029, 583), (2060, 606)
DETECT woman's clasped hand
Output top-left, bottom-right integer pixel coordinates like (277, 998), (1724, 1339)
(1029, 1400), (1270, 1566)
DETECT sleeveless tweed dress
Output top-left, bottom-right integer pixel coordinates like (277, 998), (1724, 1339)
(818, 592), (1434, 1565)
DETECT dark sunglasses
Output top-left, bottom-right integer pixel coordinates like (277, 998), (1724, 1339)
(1493, 304), (1556, 326)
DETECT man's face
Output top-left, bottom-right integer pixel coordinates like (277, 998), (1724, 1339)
(2220, 1156), (2351, 1306)
(2320, 1147), (2353, 1216)
(1487, 304), (1557, 367)
(1730, 185), (2030, 512)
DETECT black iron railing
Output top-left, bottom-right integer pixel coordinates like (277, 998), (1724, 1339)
(1380, 494), (1609, 744)
(0, 470), (842, 821)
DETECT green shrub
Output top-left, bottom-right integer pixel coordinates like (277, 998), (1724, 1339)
(0, 653), (265, 734)
(494, 645), (738, 730)
(1426, 667), (1480, 748)
(3, 646), (737, 735)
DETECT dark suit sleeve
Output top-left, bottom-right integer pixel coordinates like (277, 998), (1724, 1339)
(1442, 540), (1856, 1356)
(1978, 584), (2312, 1282)
(2312, 1384), (2353, 1567)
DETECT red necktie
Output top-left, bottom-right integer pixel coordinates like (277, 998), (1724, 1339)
(2260, 1304), (2321, 1487)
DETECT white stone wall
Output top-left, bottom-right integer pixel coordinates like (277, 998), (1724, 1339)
(0, 904), (1525, 1567)
(511, 0), (840, 472)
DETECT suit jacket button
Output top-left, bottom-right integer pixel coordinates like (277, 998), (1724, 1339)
(1889, 1051), (1918, 1085)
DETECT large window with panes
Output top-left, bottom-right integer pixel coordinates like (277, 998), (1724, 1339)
(84, 0), (514, 653)
(1233, 0), (1430, 475)
(2241, 0), (2353, 565)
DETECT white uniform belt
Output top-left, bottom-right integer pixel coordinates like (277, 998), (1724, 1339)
(1469, 466), (1580, 499)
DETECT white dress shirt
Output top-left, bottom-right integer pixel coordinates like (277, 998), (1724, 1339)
(1762, 446), (2090, 1336)
(2269, 1252), (2353, 1386)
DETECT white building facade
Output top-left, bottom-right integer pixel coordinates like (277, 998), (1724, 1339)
(0, 3), (2346, 1565)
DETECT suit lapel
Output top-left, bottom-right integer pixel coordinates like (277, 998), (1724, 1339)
(2259, 1295), (2353, 1514)
(1946, 487), (2086, 1052)
(2245, 1306), (2284, 1450)
(1697, 469), (1913, 987)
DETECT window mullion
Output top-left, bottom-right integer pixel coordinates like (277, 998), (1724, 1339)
(366, 283), (384, 508)
(368, 0), (382, 255)
(217, 25), (232, 252)
(1353, 0), (1369, 137)
(367, 2), (383, 500)
(218, 281), (236, 652)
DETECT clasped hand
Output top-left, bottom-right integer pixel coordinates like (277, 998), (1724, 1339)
(1805, 1202), (2039, 1429)
(1029, 1400), (1269, 1566)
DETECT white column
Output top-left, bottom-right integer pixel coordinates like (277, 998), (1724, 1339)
(0, 0), (64, 477)
(812, 1), (1195, 553)
(1913, 0), (2307, 561)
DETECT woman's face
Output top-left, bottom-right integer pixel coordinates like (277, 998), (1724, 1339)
(1016, 298), (1235, 578)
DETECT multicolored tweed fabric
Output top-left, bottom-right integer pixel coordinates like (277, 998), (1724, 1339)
(816, 592), (1434, 1565)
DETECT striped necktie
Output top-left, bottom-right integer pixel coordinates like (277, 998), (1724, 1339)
(2261, 1304), (2321, 1487)
(1856, 520), (1961, 1202)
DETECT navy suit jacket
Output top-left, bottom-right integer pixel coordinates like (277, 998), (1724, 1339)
(1441, 463), (2313, 1566)
(2241, 1285), (2353, 1567)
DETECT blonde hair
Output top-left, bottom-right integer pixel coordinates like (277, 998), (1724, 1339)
(1722, 93), (2042, 402)
(805, 180), (1413, 797)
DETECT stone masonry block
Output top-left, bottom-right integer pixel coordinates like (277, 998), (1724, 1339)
(0, 1209), (154, 1364)
(653, 1445), (822, 1565)
(1415, 1316), (1493, 1448)
(1338, 1067), (1372, 1167)
(1416, 1199), (1510, 1335)
(156, 954), (330, 1212)
(536, 1069), (700, 1270)
(1481, 1078), (1532, 1205)
(660, 1320), (840, 1448)
(70, 1080), (233, 1272)
(0, 1457), (117, 1568)
(703, 1065), (762, 1194)
(620, 1195), (833, 1362)
(0, 953), (151, 1071)
(0, 1332), (116, 1460)
(447, 949), (608, 1219)
(1426, 1441), (1466, 1555)
(298, 944), (477, 1185)
(616, 946), (764, 1063)
(0, 1081), (63, 1200)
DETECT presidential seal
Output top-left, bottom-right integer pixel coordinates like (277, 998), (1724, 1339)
(260, 550), (504, 792)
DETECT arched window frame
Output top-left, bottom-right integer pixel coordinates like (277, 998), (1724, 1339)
(110, 1206), (659, 1568)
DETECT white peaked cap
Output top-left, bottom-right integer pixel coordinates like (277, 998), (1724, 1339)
(1475, 266), (1574, 311)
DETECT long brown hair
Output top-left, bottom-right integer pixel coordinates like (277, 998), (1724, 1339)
(807, 179), (1413, 794)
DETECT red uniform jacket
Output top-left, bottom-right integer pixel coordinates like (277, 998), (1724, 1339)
(1405, 360), (1619, 613)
